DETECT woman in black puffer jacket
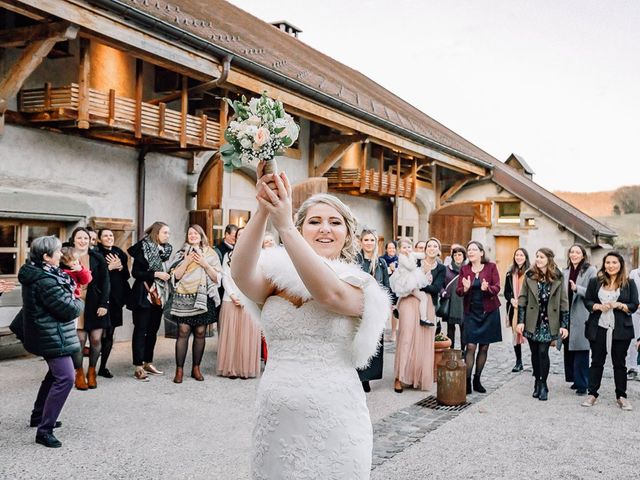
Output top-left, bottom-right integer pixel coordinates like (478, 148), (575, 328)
(18, 235), (83, 449)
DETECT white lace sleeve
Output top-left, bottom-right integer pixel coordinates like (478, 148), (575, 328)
(337, 269), (391, 369)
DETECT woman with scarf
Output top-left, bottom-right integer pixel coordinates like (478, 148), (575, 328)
(168, 225), (222, 383)
(18, 236), (83, 447)
(382, 241), (399, 341)
(442, 245), (466, 350)
(504, 248), (530, 372)
(355, 228), (390, 392)
(581, 251), (638, 410)
(95, 229), (131, 378)
(217, 227), (262, 379)
(127, 221), (172, 381)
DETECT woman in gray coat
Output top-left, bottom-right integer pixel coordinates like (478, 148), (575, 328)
(562, 244), (597, 395)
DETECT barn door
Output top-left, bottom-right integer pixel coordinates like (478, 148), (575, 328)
(495, 236), (520, 278)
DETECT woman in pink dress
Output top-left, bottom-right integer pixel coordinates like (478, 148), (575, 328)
(217, 228), (261, 379)
(393, 238), (445, 392)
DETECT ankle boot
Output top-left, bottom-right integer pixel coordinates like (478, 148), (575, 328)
(473, 374), (486, 393)
(191, 365), (204, 381)
(87, 367), (97, 389)
(173, 367), (183, 384)
(538, 381), (548, 401)
(75, 368), (88, 390)
(466, 377), (472, 394)
(532, 379), (541, 398)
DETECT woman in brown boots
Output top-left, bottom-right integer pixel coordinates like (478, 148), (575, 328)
(168, 225), (222, 383)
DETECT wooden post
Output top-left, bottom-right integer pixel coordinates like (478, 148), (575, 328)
(218, 91), (229, 147)
(107, 88), (115, 126)
(136, 147), (147, 240)
(200, 114), (208, 146)
(378, 147), (384, 195)
(433, 163), (440, 209)
(359, 142), (368, 193)
(395, 152), (401, 195)
(180, 75), (188, 148)
(134, 58), (143, 139)
(44, 82), (51, 109)
(411, 159), (417, 202)
(158, 102), (166, 136)
(77, 38), (90, 129)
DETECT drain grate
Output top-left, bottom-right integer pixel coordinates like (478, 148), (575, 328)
(415, 395), (471, 412)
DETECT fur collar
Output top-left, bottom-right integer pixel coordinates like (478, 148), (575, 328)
(259, 247), (391, 368)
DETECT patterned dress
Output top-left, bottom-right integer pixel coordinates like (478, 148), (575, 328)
(524, 281), (556, 343)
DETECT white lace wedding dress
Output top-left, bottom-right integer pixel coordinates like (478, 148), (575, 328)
(251, 248), (390, 480)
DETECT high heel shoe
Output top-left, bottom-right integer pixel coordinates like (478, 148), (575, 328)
(173, 367), (183, 384)
(538, 382), (548, 401)
(472, 375), (486, 393)
(394, 379), (403, 393)
(532, 379), (541, 398)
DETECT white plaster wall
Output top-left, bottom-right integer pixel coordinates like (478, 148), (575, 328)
(0, 126), (190, 340)
(451, 182), (583, 262)
(333, 193), (392, 241)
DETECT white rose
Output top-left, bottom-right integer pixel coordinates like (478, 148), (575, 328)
(244, 125), (258, 138)
(240, 138), (252, 149)
(249, 98), (260, 115)
(246, 115), (262, 127)
(253, 127), (271, 147)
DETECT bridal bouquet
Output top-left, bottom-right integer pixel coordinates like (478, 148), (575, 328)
(220, 93), (299, 174)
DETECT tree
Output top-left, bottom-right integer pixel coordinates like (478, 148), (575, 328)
(612, 186), (640, 214)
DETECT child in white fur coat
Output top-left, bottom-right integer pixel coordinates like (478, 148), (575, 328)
(389, 239), (434, 326)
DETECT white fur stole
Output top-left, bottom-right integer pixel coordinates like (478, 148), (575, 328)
(258, 247), (391, 369)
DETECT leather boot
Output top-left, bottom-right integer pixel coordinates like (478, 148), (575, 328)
(75, 368), (88, 390)
(173, 367), (184, 384)
(473, 374), (486, 393)
(87, 367), (97, 389)
(466, 377), (472, 395)
(191, 365), (204, 381)
(532, 379), (541, 398)
(538, 381), (549, 401)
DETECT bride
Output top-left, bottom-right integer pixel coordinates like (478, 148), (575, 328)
(231, 166), (390, 479)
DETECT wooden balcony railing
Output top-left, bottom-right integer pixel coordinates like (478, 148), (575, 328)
(18, 83), (220, 149)
(325, 167), (415, 199)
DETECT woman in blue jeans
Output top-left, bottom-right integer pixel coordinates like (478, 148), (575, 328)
(18, 235), (83, 448)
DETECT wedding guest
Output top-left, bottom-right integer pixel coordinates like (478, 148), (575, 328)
(393, 237), (444, 393)
(168, 225), (221, 383)
(95, 229), (131, 378)
(217, 228), (261, 378)
(127, 222), (172, 381)
(414, 240), (426, 255)
(382, 241), (399, 341)
(457, 241), (501, 394)
(443, 245), (466, 350)
(627, 267), (640, 380)
(19, 236), (83, 448)
(516, 248), (569, 401)
(504, 248), (529, 372)
(389, 238), (430, 325)
(562, 244), (597, 394)
(356, 228), (390, 392)
(216, 224), (238, 262)
(86, 227), (98, 249)
(69, 227), (110, 390)
(581, 252), (638, 410)
(262, 232), (276, 249)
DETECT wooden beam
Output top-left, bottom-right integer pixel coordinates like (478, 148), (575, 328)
(0, 1), (47, 20)
(180, 75), (188, 148)
(440, 178), (470, 204)
(314, 142), (356, 177)
(411, 159), (417, 203)
(134, 58), (143, 138)
(18, 0), (221, 82)
(77, 38), (90, 129)
(359, 142), (368, 193)
(218, 94), (229, 146)
(378, 148), (384, 195)
(313, 133), (367, 145)
(0, 21), (74, 48)
(433, 163), (441, 209)
(395, 152), (401, 195)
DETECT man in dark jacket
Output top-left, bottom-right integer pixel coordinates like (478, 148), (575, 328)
(216, 224), (238, 262)
(19, 235), (83, 448)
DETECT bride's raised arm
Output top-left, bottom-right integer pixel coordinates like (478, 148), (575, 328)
(257, 173), (363, 318)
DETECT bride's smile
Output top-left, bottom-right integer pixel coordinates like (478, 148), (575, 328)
(301, 203), (347, 259)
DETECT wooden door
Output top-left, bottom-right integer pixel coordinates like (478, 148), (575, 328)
(495, 236), (520, 279)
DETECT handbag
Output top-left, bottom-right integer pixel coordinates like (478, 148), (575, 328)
(436, 275), (458, 318)
(144, 281), (162, 306)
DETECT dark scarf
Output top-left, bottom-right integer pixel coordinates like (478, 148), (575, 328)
(568, 265), (580, 306)
(381, 253), (398, 268)
(142, 237), (172, 272)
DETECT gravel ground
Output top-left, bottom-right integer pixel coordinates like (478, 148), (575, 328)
(371, 371), (640, 480)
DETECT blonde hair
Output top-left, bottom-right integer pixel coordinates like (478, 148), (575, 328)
(294, 193), (358, 263)
(145, 221), (168, 245)
(185, 224), (209, 248)
(359, 228), (379, 275)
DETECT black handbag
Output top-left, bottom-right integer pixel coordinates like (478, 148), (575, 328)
(435, 295), (450, 318)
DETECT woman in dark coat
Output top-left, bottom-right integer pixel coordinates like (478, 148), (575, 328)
(18, 235), (83, 448)
(504, 248), (530, 372)
(355, 228), (390, 392)
(69, 227), (110, 390)
(457, 240), (502, 394)
(442, 245), (466, 350)
(581, 251), (638, 410)
(128, 221), (172, 381)
(516, 248), (569, 401)
(95, 229), (131, 378)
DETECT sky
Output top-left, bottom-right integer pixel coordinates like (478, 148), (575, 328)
(228, 0), (640, 192)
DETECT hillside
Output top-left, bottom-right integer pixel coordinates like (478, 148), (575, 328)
(596, 214), (640, 247)
(554, 190), (615, 217)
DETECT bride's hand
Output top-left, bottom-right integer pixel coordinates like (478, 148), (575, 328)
(255, 161), (276, 204)
(257, 171), (293, 232)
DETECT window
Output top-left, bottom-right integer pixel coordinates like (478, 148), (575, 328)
(0, 220), (66, 278)
(524, 217), (536, 227)
(497, 202), (521, 224)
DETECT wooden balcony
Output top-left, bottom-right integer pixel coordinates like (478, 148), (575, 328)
(325, 167), (415, 199)
(17, 83), (220, 149)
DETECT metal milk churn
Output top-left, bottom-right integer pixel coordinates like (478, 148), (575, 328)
(436, 349), (467, 406)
